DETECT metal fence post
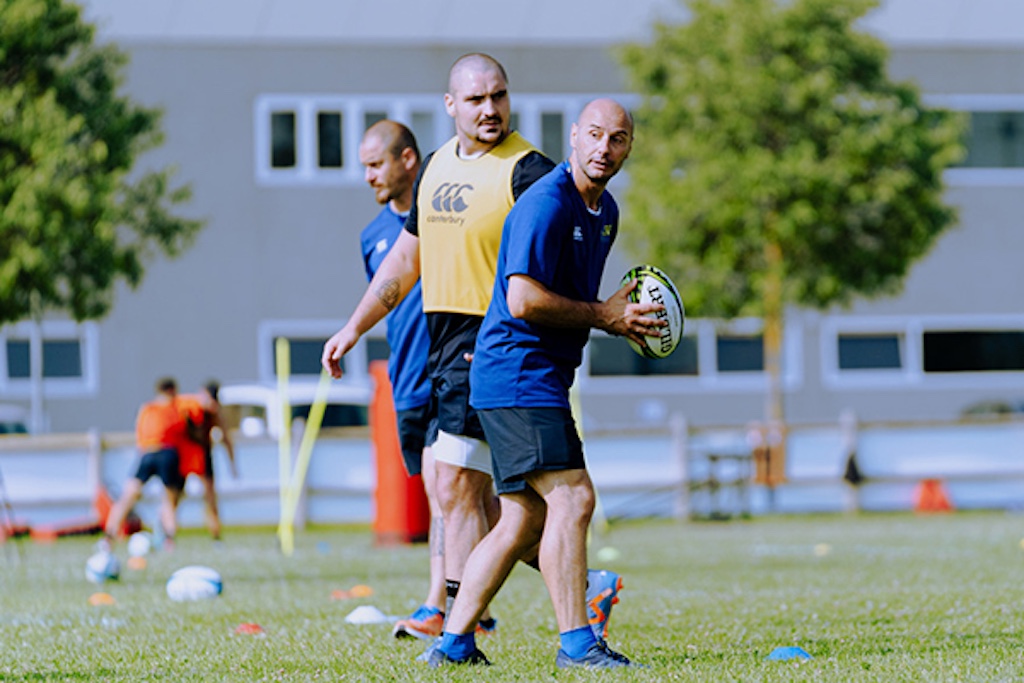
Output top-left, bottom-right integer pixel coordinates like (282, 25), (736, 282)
(671, 412), (690, 520)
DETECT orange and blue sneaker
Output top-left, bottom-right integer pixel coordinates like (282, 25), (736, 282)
(392, 605), (444, 640)
(475, 617), (497, 636)
(586, 569), (622, 640)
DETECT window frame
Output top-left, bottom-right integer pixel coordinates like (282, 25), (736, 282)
(256, 319), (370, 384)
(821, 313), (1024, 390)
(578, 317), (804, 395)
(928, 94), (1024, 187)
(0, 320), (99, 397)
(254, 93), (638, 186)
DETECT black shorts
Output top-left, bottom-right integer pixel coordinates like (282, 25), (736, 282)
(478, 408), (585, 495)
(133, 447), (184, 490)
(396, 403), (437, 476)
(203, 447), (214, 481)
(426, 313), (486, 442)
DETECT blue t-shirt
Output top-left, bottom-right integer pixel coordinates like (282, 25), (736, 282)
(360, 205), (431, 411)
(470, 162), (618, 410)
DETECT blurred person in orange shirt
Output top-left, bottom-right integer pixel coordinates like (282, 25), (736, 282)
(104, 377), (187, 549)
(176, 381), (237, 542)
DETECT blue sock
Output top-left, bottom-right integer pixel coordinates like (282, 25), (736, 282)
(438, 631), (476, 661)
(560, 625), (599, 659)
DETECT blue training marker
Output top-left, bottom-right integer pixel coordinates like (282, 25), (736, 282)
(767, 646), (812, 661)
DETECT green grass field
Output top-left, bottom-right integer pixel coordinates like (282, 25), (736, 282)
(2, 511), (1024, 681)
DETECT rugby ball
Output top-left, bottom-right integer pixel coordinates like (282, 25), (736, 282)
(166, 565), (223, 602)
(85, 550), (121, 584)
(620, 265), (685, 359)
(127, 531), (153, 557)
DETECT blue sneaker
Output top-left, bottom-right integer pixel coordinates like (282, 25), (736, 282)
(556, 640), (635, 669)
(425, 646), (490, 667)
(586, 569), (622, 640)
(415, 637), (441, 663)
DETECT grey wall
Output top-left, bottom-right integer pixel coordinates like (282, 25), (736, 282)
(12, 39), (1024, 432)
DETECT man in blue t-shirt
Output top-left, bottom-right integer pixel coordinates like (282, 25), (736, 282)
(428, 100), (665, 669)
(357, 120), (445, 640)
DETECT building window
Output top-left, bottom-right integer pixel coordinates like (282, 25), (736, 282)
(961, 112), (1024, 168)
(363, 111), (387, 131)
(588, 336), (698, 377)
(317, 112), (343, 169)
(541, 112), (565, 161)
(257, 320), (369, 384)
(366, 337), (390, 364)
(924, 330), (1024, 373)
(0, 321), (98, 397)
(5, 338), (84, 379)
(409, 111), (435, 154)
(272, 337), (328, 377)
(838, 333), (902, 370)
(717, 335), (763, 373)
(580, 317), (801, 396)
(823, 314), (1024, 389)
(255, 94), (637, 186)
(270, 111), (296, 168)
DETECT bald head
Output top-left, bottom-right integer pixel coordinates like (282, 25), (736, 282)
(578, 98), (634, 140)
(448, 53), (508, 96)
(364, 119), (420, 163)
(570, 98), (634, 202)
(359, 119), (420, 211)
(444, 53), (511, 156)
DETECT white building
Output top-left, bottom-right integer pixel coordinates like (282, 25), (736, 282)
(3, 0), (1024, 433)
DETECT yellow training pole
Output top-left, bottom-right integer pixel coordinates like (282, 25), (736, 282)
(276, 337), (294, 555)
(282, 369), (332, 543)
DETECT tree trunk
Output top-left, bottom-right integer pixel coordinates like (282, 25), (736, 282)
(763, 240), (784, 424)
(762, 240), (786, 485)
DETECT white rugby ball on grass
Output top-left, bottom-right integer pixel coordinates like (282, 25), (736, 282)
(620, 264), (685, 359)
(166, 565), (223, 602)
(85, 551), (120, 584)
(127, 531), (153, 557)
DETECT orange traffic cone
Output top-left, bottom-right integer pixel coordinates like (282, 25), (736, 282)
(914, 478), (953, 513)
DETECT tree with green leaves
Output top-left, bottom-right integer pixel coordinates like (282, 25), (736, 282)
(1, 0), (202, 326)
(1, 0), (202, 431)
(619, 0), (964, 444)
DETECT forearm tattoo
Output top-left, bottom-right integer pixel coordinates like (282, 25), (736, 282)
(375, 277), (400, 311)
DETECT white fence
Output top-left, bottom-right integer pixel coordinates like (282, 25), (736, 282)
(3, 417), (1024, 534)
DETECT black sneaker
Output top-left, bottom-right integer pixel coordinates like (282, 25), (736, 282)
(425, 646), (491, 668)
(556, 640), (636, 669)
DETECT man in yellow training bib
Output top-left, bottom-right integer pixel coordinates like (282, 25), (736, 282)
(322, 54), (622, 650)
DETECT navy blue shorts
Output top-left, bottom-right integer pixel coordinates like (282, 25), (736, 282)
(477, 408), (585, 495)
(133, 447), (184, 490)
(396, 402), (437, 476)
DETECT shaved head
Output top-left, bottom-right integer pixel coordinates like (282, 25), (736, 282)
(448, 53), (508, 97)
(570, 98), (634, 203)
(364, 119), (420, 163)
(578, 98), (634, 139)
(444, 53), (511, 155)
(359, 119), (420, 211)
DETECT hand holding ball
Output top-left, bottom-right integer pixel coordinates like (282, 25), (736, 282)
(620, 265), (685, 359)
